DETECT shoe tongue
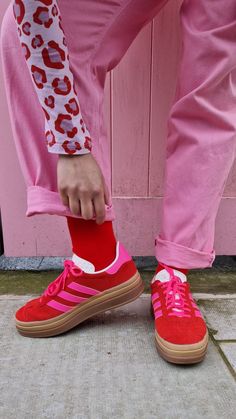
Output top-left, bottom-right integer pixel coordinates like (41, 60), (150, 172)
(71, 253), (95, 273)
(152, 267), (187, 284)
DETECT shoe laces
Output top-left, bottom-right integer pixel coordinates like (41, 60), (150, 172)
(40, 260), (83, 301)
(159, 263), (191, 317)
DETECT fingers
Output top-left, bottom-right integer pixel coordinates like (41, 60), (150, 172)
(79, 194), (94, 220)
(59, 184), (107, 223)
(93, 193), (106, 224)
(59, 189), (69, 208)
(102, 175), (111, 207)
(103, 182), (111, 206)
(69, 192), (106, 223)
(68, 193), (81, 216)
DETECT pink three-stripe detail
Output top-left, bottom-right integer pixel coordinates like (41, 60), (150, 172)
(152, 292), (163, 319)
(190, 297), (203, 317)
(47, 282), (100, 313)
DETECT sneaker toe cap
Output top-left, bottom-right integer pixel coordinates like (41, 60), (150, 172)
(15, 298), (43, 322)
(156, 317), (207, 345)
(15, 305), (29, 322)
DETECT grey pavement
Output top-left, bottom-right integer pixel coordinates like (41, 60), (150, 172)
(0, 294), (235, 419)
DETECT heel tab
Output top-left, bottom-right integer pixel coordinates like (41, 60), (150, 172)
(106, 241), (132, 274)
(117, 241), (132, 261)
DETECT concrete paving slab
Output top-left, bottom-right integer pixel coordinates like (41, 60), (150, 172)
(0, 295), (235, 419)
(198, 299), (236, 340)
(220, 343), (236, 372)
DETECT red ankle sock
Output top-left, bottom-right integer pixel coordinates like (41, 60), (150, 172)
(156, 262), (189, 276)
(66, 217), (117, 271)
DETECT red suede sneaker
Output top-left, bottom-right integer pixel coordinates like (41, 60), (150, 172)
(15, 242), (144, 338)
(151, 263), (208, 364)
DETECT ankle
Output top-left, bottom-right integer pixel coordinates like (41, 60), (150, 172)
(66, 217), (117, 271)
(156, 261), (189, 276)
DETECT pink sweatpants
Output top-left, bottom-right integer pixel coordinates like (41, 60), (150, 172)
(1, 0), (236, 268)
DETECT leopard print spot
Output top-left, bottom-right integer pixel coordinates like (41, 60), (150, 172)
(45, 130), (56, 147)
(52, 76), (71, 95)
(65, 98), (80, 116)
(13, 0), (25, 25)
(42, 41), (65, 69)
(55, 114), (78, 138)
(21, 43), (31, 60)
(37, 0), (53, 5)
(33, 7), (53, 28)
(22, 21), (31, 36)
(31, 65), (47, 89)
(61, 140), (82, 155)
(42, 107), (50, 121)
(84, 137), (92, 150)
(32, 35), (44, 49)
(52, 5), (58, 16)
(45, 95), (55, 108)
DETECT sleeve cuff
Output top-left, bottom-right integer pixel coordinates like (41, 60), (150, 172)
(46, 141), (92, 155)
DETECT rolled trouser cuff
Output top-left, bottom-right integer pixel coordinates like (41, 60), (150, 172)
(155, 234), (216, 269)
(26, 186), (115, 221)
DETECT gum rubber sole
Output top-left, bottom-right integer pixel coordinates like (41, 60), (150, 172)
(155, 331), (209, 364)
(15, 271), (144, 338)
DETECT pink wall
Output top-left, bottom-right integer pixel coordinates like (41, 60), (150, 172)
(1, 0), (236, 257)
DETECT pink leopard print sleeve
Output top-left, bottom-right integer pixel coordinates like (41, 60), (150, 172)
(12, 0), (92, 155)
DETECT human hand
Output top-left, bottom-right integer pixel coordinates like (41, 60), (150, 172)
(57, 153), (110, 224)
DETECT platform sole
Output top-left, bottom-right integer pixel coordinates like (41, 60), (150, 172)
(16, 271), (144, 338)
(155, 330), (208, 364)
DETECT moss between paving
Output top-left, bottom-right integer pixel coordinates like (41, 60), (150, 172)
(0, 269), (235, 295)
